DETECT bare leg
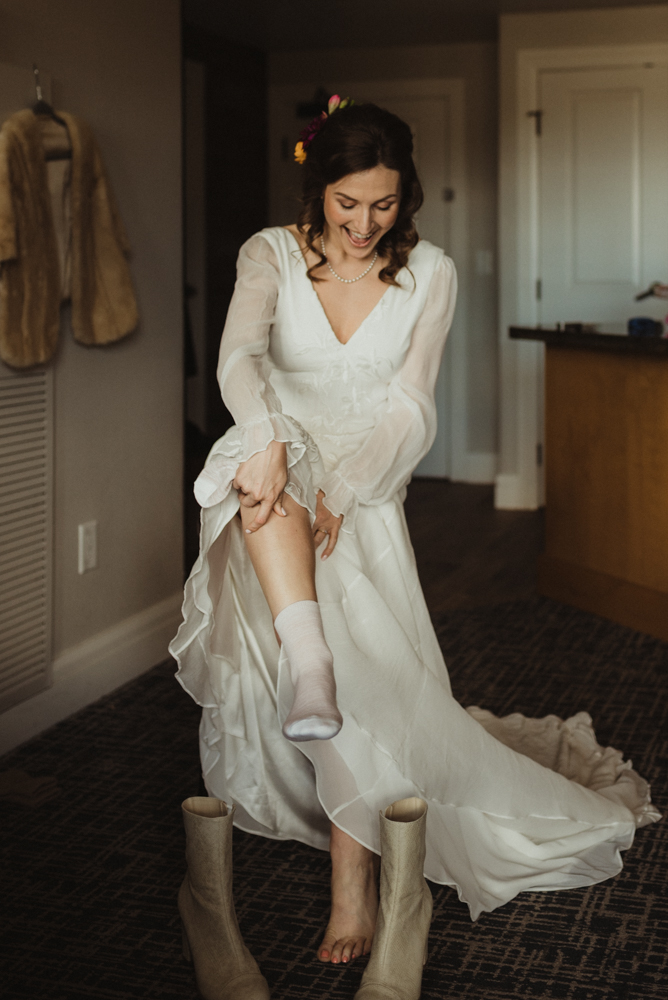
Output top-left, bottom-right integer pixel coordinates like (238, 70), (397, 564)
(241, 492), (341, 743)
(241, 497), (367, 948)
(318, 823), (379, 965)
(240, 493), (316, 618)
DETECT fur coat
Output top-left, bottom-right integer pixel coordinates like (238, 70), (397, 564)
(0, 109), (138, 368)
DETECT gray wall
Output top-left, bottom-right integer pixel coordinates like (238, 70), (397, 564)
(0, 0), (183, 749)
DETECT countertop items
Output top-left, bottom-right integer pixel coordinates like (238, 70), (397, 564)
(510, 325), (668, 356)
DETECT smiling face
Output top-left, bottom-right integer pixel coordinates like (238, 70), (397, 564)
(322, 165), (401, 260)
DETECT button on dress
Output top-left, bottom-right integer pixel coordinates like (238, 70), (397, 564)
(169, 227), (659, 920)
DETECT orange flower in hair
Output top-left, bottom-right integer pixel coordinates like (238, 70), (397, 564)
(294, 95), (354, 164)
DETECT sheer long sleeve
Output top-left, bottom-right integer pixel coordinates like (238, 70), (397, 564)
(316, 255), (457, 531)
(193, 234), (320, 510)
(216, 233), (299, 454)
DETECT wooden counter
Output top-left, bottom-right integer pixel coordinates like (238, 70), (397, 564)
(511, 327), (668, 642)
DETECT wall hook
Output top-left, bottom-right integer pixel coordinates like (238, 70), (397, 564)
(33, 63), (44, 102)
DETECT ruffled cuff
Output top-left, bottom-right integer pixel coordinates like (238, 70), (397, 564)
(236, 413), (307, 464)
(316, 470), (359, 534)
(194, 413), (321, 512)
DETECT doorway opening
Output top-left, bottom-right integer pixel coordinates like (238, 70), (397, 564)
(182, 25), (268, 572)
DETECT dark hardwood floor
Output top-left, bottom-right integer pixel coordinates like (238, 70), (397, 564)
(405, 478), (544, 614)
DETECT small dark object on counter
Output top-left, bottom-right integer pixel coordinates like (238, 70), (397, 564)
(555, 323), (598, 334)
(628, 317), (663, 337)
(635, 282), (661, 301)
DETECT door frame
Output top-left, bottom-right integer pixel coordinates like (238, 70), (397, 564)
(498, 42), (668, 510)
(269, 76), (473, 482)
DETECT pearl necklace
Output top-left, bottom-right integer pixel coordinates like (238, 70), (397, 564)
(320, 236), (378, 283)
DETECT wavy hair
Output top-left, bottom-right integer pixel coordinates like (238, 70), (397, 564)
(296, 103), (423, 285)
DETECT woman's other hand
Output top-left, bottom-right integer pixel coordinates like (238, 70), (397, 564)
(233, 440), (288, 532)
(313, 490), (343, 560)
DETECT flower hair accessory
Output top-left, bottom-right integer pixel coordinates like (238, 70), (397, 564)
(294, 94), (354, 164)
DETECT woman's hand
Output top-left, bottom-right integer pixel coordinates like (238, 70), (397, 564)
(233, 440), (288, 532)
(312, 490), (343, 560)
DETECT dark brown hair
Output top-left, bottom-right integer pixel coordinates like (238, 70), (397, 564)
(296, 103), (423, 285)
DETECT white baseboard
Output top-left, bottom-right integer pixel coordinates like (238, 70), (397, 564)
(459, 451), (497, 485)
(0, 591), (183, 756)
(494, 472), (541, 510)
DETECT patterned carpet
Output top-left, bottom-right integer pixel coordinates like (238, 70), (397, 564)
(1, 596), (666, 1000)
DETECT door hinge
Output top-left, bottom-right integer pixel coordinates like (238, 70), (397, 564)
(442, 187), (455, 203)
(536, 279), (542, 301)
(527, 109), (543, 136)
(536, 443), (543, 467)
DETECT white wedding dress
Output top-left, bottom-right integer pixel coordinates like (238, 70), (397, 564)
(169, 227), (659, 920)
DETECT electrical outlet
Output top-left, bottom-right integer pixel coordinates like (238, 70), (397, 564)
(78, 521), (98, 574)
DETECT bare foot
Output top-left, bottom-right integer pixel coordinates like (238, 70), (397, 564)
(318, 823), (379, 965)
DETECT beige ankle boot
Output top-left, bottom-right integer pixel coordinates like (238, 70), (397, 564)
(178, 797), (270, 1000)
(354, 798), (432, 1000)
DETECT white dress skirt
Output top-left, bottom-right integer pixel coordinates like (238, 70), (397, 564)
(169, 227), (660, 920)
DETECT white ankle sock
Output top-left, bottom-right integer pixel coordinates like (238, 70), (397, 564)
(274, 600), (343, 742)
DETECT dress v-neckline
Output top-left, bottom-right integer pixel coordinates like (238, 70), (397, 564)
(283, 228), (393, 348)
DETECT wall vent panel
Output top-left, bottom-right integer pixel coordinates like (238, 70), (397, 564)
(0, 369), (53, 713)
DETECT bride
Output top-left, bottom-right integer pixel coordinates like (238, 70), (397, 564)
(170, 98), (659, 1000)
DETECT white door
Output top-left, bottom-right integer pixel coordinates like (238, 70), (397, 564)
(538, 64), (668, 327)
(269, 79), (468, 479)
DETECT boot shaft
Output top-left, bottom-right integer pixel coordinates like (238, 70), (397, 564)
(178, 796), (270, 999)
(182, 796), (234, 906)
(355, 798), (432, 1000)
(378, 797), (428, 900)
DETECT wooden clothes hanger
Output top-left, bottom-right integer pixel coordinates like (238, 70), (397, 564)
(32, 64), (72, 161)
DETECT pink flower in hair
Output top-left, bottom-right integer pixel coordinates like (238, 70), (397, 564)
(294, 94), (355, 163)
